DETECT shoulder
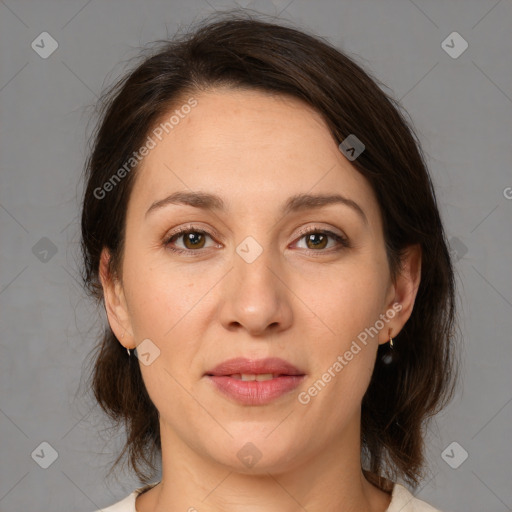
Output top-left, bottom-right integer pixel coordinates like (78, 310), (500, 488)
(93, 481), (441, 512)
(93, 482), (159, 512)
(93, 491), (136, 512)
(387, 483), (443, 512)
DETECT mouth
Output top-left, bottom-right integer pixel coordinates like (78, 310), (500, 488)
(220, 373), (293, 381)
(205, 357), (306, 405)
(205, 356), (305, 377)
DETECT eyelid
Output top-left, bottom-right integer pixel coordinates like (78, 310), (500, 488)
(294, 224), (347, 241)
(164, 223), (222, 243)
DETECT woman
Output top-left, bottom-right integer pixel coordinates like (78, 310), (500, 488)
(82, 11), (457, 512)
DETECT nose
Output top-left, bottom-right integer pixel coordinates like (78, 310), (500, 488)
(218, 244), (293, 337)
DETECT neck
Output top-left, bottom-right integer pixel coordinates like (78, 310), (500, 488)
(136, 417), (391, 512)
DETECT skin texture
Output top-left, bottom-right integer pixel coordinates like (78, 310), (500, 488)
(100, 88), (421, 512)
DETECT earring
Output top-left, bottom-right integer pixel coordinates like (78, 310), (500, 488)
(381, 329), (395, 365)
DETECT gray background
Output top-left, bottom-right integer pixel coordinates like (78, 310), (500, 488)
(0, 0), (511, 511)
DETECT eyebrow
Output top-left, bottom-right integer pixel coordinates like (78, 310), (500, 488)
(145, 190), (367, 224)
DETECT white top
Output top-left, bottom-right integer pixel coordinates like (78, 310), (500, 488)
(95, 481), (442, 511)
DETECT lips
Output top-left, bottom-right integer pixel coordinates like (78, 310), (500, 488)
(205, 357), (305, 377)
(205, 357), (306, 405)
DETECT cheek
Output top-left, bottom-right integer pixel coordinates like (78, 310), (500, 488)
(297, 259), (388, 343)
(298, 280), (380, 430)
(122, 255), (211, 409)
(122, 250), (212, 339)
(121, 251), (224, 393)
(296, 260), (387, 404)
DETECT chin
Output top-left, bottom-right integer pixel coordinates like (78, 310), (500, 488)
(206, 434), (306, 475)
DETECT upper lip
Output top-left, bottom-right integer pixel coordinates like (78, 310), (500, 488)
(206, 357), (305, 376)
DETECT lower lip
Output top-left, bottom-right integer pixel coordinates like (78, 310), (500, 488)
(206, 375), (306, 405)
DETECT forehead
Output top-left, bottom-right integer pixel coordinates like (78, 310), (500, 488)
(129, 88), (378, 221)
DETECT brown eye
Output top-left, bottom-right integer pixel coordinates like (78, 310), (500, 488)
(165, 228), (215, 253)
(294, 228), (349, 253)
(182, 231), (206, 249)
(304, 233), (329, 250)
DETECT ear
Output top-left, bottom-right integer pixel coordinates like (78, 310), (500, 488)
(99, 248), (135, 350)
(379, 244), (422, 344)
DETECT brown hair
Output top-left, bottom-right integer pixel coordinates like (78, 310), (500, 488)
(81, 10), (458, 489)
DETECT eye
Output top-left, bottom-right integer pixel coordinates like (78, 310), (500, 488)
(293, 226), (350, 253)
(163, 224), (350, 256)
(164, 225), (219, 254)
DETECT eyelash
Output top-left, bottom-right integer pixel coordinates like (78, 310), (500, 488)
(163, 224), (350, 257)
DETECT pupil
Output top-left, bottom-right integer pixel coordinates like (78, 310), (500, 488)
(186, 232), (204, 248)
(307, 233), (326, 249)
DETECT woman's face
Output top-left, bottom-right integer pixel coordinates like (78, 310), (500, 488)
(101, 88), (418, 473)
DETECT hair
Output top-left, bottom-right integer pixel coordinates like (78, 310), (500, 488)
(81, 10), (458, 490)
